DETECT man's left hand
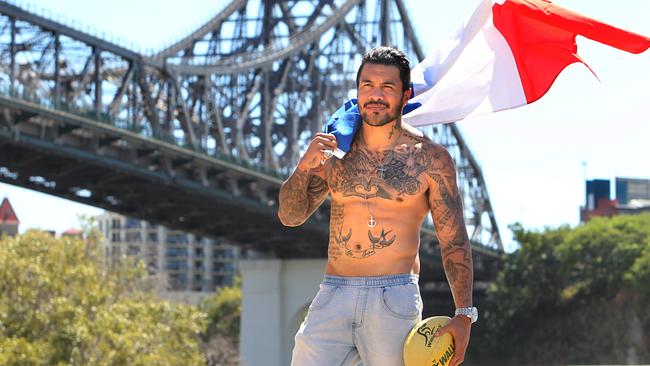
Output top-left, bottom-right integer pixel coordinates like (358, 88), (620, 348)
(434, 315), (472, 366)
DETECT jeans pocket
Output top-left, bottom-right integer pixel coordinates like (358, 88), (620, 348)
(380, 283), (422, 319)
(309, 284), (337, 311)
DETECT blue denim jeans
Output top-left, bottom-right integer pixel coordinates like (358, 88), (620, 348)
(291, 274), (422, 366)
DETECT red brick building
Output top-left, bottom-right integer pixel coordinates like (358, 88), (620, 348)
(0, 197), (20, 236)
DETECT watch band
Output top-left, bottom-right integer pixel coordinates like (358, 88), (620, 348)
(455, 307), (478, 323)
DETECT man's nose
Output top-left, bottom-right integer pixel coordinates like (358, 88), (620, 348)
(369, 87), (385, 100)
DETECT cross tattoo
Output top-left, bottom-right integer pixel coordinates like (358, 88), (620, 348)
(377, 166), (386, 180)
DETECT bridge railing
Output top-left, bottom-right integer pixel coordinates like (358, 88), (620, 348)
(0, 84), (288, 180)
(1, 0), (144, 53)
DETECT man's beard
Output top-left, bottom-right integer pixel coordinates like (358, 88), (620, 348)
(360, 100), (404, 127)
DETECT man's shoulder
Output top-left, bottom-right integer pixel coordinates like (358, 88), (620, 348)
(400, 123), (449, 155)
(399, 124), (455, 179)
(400, 122), (426, 140)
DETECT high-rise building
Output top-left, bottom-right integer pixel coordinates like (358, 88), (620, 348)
(580, 178), (650, 222)
(616, 177), (650, 206)
(96, 212), (239, 303)
(0, 197), (19, 236)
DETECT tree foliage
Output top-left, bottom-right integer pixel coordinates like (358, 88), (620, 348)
(473, 214), (650, 364)
(200, 276), (241, 340)
(0, 231), (207, 365)
(199, 276), (241, 365)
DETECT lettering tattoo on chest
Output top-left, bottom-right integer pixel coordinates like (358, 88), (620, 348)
(328, 201), (346, 261)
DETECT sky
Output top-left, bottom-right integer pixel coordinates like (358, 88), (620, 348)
(1, 0), (649, 251)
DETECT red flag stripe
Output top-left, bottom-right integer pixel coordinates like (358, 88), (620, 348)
(492, 0), (650, 104)
(497, 0), (650, 54)
(404, 0), (650, 126)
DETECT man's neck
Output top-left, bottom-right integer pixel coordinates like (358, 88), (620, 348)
(359, 120), (401, 151)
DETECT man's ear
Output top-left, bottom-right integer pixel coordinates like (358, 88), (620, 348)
(402, 89), (412, 108)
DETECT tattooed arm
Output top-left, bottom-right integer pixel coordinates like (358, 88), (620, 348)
(426, 144), (473, 306)
(426, 143), (474, 366)
(278, 133), (336, 227)
(278, 166), (329, 226)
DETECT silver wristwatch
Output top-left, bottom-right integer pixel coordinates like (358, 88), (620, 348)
(455, 307), (478, 323)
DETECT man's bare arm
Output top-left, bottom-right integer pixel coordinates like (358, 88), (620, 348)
(278, 132), (336, 227)
(278, 165), (329, 226)
(426, 144), (473, 307)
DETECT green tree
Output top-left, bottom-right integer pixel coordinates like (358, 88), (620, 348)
(473, 214), (650, 365)
(626, 237), (650, 297)
(556, 214), (650, 304)
(200, 276), (241, 340)
(0, 231), (207, 365)
(199, 276), (241, 365)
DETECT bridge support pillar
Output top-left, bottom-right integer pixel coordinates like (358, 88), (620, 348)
(239, 258), (327, 366)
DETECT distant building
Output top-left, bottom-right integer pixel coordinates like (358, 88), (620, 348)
(615, 177), (650, 206)
(61, 228), (83, 238)
(96, 212), (239, 303)
(580, 177), (650, 222)
(0, 197), (19, 236)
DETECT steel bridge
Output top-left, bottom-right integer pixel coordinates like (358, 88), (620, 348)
(0, 0), (503, 306)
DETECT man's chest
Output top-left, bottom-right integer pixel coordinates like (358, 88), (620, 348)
(327, 145), (430, 203)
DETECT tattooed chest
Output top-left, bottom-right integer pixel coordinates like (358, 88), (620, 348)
(328, 148), (428, 199)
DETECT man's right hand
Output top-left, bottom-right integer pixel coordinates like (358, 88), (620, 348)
(297, 133), (338, 171)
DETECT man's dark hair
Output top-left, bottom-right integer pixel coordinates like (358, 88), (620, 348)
(356, 46), (411, 92)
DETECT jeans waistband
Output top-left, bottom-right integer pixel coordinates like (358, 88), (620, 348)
(322, 274), (419, 288)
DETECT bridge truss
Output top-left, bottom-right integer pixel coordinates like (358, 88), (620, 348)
(0, 0), (503, 278)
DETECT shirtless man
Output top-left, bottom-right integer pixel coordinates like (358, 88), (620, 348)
(278, 46), (475, 366)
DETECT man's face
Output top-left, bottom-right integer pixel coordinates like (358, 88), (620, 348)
(357, 63), (410, 127)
